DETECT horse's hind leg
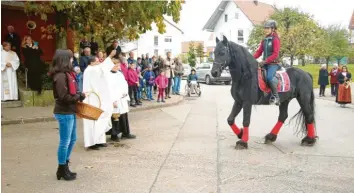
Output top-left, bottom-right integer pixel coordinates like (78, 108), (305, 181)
(264, 100), (290, 144)
(227, 101), (243, 139)
(297, 94), (317, 146)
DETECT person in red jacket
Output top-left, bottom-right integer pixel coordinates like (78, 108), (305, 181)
(329, 63), (340, 97)
(127, 62), (140, 107)
(253, 20), (281, 105)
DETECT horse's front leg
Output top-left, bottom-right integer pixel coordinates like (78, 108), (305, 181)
(227, 101), (243, 139)
(235, 102), (252, 149)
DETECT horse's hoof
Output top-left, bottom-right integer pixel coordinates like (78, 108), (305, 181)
(235, 140), (248, 149)
(301, 136), (318, 146)
(264, 133), (277, 144)
(237, 128), (243, 139)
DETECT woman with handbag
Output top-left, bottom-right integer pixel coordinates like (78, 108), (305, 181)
(51, 49), (86, 181)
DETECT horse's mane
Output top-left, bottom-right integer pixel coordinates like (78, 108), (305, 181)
(228, 41), (259, 104)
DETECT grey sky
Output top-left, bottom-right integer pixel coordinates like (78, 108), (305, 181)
(178, 0), (354, 41)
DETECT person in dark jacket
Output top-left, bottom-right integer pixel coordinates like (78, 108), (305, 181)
(22, 35), (45, 94)
(4, 26), (21, 58)
(318, 64), (329, 97)
(329, 63), (340, 97)
(79, 47), (91, 72)
(105, 40), (121, 59)
(90, 37), (99, 56)
(51, 49), (86, 181)
(253, 20), (281, 105)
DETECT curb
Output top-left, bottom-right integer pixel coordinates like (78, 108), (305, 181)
(315, 96), (354, 107)
(1, 96), (185, 126)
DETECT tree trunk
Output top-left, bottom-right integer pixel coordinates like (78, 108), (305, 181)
(326, 56), (330, 69)
(55, 11), (68, 49)
(290, 55), (294, 66)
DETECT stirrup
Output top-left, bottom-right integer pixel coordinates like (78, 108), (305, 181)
(269, 95), (280, 105)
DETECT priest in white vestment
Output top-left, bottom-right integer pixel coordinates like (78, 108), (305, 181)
(1, 42), (20, 101)
(82, 50), (116, 150)
(108, 59), (136, 141)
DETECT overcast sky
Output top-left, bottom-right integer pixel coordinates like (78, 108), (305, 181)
(178, 0), (354, 41)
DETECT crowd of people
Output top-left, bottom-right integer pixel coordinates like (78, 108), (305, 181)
(74, 38), (186, 106)
(318, 63), (352, 107)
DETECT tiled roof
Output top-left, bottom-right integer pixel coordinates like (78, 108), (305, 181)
(202, 0), (275, 31)
(349, 10), (354, 29)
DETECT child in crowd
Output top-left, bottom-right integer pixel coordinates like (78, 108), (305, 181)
(127, 62), (140, 107)
(155, 71), (168, 103)
(187, 68), (200, 95)
(74, 66), (83, 93)
(143, 64), (156, 100)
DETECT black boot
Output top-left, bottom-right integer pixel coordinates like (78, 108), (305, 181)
(66, 160), (77, 177)
(269, 81), (280, 106)
(56, 164), (76, 181)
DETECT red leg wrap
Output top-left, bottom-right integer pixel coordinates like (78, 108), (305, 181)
(307, 123), (315, 138)
(230, 124), (241, 135)
(270, 121), (284, 135)
(241, 127), (249, 142)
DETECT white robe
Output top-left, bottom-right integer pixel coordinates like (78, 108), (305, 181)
(82, 58), (114, 147)
(108, 71), (130, 115)
(1, 49), (19, 101)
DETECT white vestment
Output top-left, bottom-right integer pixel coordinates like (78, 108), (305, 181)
(82, 58), (114, 147)
(108, 71), (130, 114)
(1, 49), (19, 101)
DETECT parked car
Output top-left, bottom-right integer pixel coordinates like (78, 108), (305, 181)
(182, 64), (191, 79)
(195, 62), (231, 85)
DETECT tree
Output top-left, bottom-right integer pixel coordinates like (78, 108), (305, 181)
(313, 25), (352, 66)
(187, 42), (196, 67)
(24, 1), (183, 49)
(196, 43), (204, 63)
(247, 7), (320, 66)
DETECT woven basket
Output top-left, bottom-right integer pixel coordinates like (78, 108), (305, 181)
(76, 92), (104, 120)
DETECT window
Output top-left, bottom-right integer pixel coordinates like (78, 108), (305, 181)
(235, 12), (239, 19)
(164, 36), (172, 42)
(224, 14), (228, 22)
(154, 49), (158, 56)
(237, 30), (244, 43)
(154, 36), (158, 46)
(164, 49), (172, 54)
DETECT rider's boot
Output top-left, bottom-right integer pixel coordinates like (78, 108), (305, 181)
(269, 79), (280, 106)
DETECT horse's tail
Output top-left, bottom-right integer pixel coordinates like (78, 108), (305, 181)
(290, 72), (316, 136)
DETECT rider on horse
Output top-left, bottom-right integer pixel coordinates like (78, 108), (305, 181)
(253, 19), (281, 105)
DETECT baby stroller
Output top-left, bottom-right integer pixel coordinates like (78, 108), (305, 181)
(185, 80), (201, 97)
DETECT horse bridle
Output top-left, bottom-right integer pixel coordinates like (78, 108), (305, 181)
(214, 43), (233, 71)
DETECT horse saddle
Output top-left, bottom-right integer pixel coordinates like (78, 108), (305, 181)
(258, 67), (291, 93)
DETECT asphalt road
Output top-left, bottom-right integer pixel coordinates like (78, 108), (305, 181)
(2, 81), (354, 193)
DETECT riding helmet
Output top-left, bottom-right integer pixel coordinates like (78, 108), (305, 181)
(264, 20), (277, 29)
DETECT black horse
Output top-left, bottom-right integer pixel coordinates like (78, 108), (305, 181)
(211, 36), (317, 149)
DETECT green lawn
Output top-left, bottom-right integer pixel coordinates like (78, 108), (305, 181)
(295, 64), (354, 88)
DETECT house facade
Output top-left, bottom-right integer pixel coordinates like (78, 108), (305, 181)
(349, 11), (354, 47)
(134, 17), (184, 58)
(203, 0), (275, 48)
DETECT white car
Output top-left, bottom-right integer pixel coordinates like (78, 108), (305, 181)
(195, 63), (231, 85)
(182, 64), (191, 79)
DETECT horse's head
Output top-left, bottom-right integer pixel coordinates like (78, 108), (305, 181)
(212, 35), (232, 78)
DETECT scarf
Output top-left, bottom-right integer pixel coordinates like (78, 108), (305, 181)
(66, 72), (77, 95)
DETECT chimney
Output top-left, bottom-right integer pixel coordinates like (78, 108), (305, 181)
(253, 0), (258, 5)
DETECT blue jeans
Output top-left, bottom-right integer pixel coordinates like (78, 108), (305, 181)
(264, 64), (279, 84)
(173, 76), (181, 94)
(54, 114), (77, 165)
(146, 85), (153, 99)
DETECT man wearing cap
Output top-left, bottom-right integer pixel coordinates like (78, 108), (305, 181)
(105, 39), (122, 59)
